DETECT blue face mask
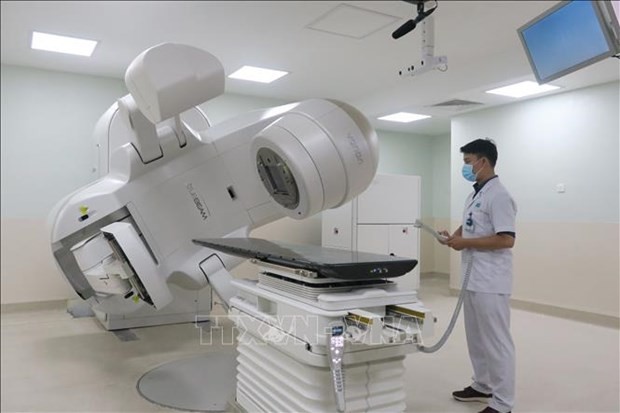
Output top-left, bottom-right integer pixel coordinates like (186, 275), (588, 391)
(462, 160), (481, 182)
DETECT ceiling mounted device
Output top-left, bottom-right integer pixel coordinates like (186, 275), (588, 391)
(393, 0), (448, 77)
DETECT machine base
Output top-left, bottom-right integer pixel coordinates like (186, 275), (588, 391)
(236, 334), (409, 412)
(137, 352), (236, 412)
(94, 285), (212, 330)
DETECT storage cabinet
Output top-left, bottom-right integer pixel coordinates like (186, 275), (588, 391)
(322, 174), (421, 291)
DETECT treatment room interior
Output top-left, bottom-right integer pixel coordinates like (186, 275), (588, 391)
(1, 1), (618, 412)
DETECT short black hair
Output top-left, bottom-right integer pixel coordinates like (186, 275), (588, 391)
(460, 138), (497, 167)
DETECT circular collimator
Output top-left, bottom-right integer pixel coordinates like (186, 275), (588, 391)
(256, 147), (300, 210)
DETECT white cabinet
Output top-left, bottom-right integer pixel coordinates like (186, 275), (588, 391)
(388, 225), (417, 258)
(322, 174), (421, 291)
(357, 225), (389, 254)
(320, 201), (353, 250)
(357, 174), (420, 224)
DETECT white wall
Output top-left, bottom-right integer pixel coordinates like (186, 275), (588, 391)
(1, 64), (128, 304)
(376, 130), (451, 273)
(431, 134), (452, 274)
(0, 65), (128, 217)
(376, 130), (434, 217)
(432, 134), (451, 220)
(449, 81), (619, 317)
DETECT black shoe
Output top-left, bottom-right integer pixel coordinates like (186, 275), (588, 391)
(452, 386), (492, 403)
(478, 407), (511, 413)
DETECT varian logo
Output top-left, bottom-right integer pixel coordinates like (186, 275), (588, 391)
(186, 183), (211, 221)
(346, 133), (364, 165)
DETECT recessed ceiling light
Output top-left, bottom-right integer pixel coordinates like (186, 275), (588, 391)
(31, 31), (97, 57)
(378, 112), (431, 123)
(228, 66), (288, 83)
(485, 81), (560, 98)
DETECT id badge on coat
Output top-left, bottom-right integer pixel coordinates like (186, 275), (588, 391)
(465, 211), (475, 233)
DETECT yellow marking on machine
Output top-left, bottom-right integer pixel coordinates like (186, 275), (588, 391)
(387, 305), (426, 320)
(346, 312), (373, 326)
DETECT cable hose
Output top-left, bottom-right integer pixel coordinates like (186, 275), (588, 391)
(417, 252), (473, 353)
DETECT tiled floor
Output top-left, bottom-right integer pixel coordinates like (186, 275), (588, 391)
(1, 274), (618, 412)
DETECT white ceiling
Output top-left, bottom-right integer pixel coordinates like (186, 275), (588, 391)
(1, 1), (619, 136)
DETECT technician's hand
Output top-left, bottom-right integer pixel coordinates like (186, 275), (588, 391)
(447, 236), (468, 251)
(438, 230), (451, 245)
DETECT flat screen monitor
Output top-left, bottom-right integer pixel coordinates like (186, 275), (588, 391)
(518, 0), (620, 84)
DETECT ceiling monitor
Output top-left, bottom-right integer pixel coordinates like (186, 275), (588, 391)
(518, 0), (620, 84)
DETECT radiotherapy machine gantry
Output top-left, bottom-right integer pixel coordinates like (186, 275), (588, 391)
(48, 43), (435, 412)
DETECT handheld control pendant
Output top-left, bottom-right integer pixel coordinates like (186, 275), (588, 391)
(328, 322), (346, 412)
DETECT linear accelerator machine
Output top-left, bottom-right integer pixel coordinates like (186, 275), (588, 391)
(48, 43), (434, 412)
(87, 90), (213, 329)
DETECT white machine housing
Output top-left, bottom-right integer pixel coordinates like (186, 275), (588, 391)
(89, 102), (214, 329)
(322, 174), (421, 291)
(228, 259), (433, 412)
(48, 43), (379, 318)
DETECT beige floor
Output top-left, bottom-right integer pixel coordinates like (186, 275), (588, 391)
(1, 274), (618, 413)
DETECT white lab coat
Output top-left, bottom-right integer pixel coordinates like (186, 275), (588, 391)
(461, 177), (517, 294)
(461, 177), (516, 413)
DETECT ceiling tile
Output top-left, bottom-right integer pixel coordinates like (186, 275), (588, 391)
(306, 3), (401, 39)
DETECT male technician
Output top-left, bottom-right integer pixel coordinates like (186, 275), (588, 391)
(439, 138), (517, 413)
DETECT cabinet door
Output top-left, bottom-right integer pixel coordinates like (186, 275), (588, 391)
(322, 202), (353, 250)
(356, 225), (389, 254)
(388, 225), (419, 258)
(357, 174), (421, 224)
(388, 225), (420, 291)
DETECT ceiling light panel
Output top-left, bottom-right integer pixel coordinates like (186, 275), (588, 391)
(485, 81), (560, 98)
(378, 112), (431, 123)
(31, 32), (97, 56)
(228, 66), (288, 83)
